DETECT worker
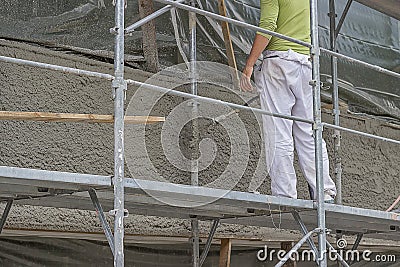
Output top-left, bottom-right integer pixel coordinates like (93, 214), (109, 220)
(240, 0), (337, 202)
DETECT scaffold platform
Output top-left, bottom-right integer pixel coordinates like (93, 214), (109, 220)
(1, 166), (399, 242)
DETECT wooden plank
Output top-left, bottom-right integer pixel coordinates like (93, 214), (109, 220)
(218, 0), (240, 88)
(219, 238), (232, 267)
(281, 241), (297, 267)
(139, 0), (160, 73)
(0, 111), (165, 124)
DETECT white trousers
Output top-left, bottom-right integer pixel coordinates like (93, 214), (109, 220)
(254, 50), (336, 199)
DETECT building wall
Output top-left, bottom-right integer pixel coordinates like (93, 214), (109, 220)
(0, 39), (399, 238)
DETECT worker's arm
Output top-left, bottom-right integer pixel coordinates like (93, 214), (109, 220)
(240, 0), (279, 91)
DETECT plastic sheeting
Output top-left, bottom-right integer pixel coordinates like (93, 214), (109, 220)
(0, 0), (399, 119)
(0, 237), (398, 266)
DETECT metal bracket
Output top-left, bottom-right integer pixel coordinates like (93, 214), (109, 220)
(312, 122), (324, 132)
(332, 108), (341, 116)
(88, 188), (115, 256)
(187, 99), (200, 107)
(109, 209), (129, 218)
(332, 132), (342, 139)
(309, 47), (320, 56)
(110, 27), (119, 35)
(327, 12), (337, 18)
(0, 199), (13, 235)
(112, 0), (127, 8)
(187, 0), (198, 8)
(334, 166), (342, 175)
(112, 78), (127, 100)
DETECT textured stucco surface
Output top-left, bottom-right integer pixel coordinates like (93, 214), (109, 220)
(0, 39), (399, 242)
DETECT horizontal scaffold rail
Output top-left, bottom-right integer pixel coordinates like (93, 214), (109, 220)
(0, 54), (398, 145)
(0, 111), (165, 124)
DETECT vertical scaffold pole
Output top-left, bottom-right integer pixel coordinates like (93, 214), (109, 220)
(310, 0), (327, 266)
(112, 0), (126, 266)
(189, 0), (199, 181)
(329, 0), (342, 205)
(189, 1), (200, 266)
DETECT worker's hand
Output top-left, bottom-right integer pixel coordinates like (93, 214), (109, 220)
(240, 65), (254, 92)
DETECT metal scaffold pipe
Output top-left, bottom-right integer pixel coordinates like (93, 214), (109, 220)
(189, 0), (199, 187)
(112, 0), (126, 266)
(189, 2), (200, 266)
(329, 0), (343, 205)
(0, 55), (114, 80)
(125, 79), (314, 124)
(323, 123), (400, 145)
(310, 0), (327, 265)
(125, 79), (400, 145)
(320, 48), (400, 80)
(125, 0), (185, 33)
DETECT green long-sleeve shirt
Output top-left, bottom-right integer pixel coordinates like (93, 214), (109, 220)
(257, 0), (310, 55)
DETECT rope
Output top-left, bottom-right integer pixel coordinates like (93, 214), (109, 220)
(386, 195), (400, 212)
(170, 8), (190, 66)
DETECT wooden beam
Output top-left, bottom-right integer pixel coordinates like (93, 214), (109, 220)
(139, 0), (160, 73)
(0, 111), (165, 124)
(219, 238), (232, 267)
(218, 0), (240, 88)
(281, 241), (297, 267)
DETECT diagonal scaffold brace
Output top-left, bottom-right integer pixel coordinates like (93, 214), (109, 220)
(89, 188), (115, 256)
(125, 0), (185, 33)
(291, 211), (320, 265)
(275, 228), (322, 267)
(326, 241), (350, 267)
(0, 199), (13, 234)
(199, 219), (220, 267)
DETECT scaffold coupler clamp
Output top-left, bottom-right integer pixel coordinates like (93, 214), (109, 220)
(186, 0), (198, 7)
(112, 0), (128, 8)
(112, 77), (127, 100)
(312, 122), (324, 132)
(109, 27), (118, 35)
(332, 107), (341, 116)
(309, 79), (317, 87)
(332, 131), (342, 139)
(310, 46), (320, 57)
(109, 208), (129, 218)
(187, 99), (200, 108)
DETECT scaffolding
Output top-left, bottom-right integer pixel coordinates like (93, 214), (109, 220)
(0, 0), (399, 266)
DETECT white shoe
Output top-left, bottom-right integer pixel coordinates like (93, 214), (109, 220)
(324, 192), (335, 204)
